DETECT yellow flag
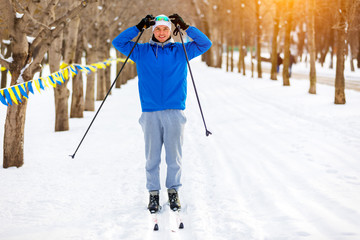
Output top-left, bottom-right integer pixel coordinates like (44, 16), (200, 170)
(88, 66), (97, 72)
(60, 62), (69, 69)
(40, 77), (49, 88)
(8, 88), (19, 105)
(63, 68), (69, 80)
(34, 79), (41, 93)
(47, 76), (56, 88)
(14, 86), (22, 99)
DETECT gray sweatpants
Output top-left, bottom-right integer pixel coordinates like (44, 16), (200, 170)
(139, 109), (186, 191)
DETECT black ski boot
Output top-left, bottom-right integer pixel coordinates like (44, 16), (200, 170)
(148, 191), (160, 214)
(168, 189), (181, 211)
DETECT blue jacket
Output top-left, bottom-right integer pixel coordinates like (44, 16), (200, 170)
(112, 26), (212, 112)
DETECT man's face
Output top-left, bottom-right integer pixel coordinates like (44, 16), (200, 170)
(153, 26), (171, 43)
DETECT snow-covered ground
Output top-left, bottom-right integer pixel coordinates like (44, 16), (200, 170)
(1, 56), (360, 240)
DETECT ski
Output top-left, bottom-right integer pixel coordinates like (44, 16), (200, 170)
(149, 205), (162, 231)
(169, 209), (184, 231)
(151, 213), (159, 231)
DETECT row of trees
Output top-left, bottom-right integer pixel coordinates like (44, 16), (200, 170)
(1, 0), (360, 168)
(196, 0), (360, 101)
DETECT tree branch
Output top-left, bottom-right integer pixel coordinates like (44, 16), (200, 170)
(78, 4), (108, 35)
(13, 0), (52, 32)
(23, 0), (96, 81)
(30, 0), (93, 55)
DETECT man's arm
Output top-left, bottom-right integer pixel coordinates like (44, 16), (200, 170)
(112, 15), (154, 61)
(169, 14), (212, 60)
(184, 26), (212, 60)
(112, 26), (141, 62)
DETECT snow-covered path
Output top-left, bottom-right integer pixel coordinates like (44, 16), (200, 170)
(1, 59), (360, 240)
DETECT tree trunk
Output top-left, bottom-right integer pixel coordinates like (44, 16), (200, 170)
(226, 44), (229, 72)
(334, 0), (347, 104)
(96, 22), (109, 100)
(357, 29), (360, 68)
(70, 35), (84, 118)
(3, 6), (29, 168)
(307, 0), (317, 94)
(104, 46), (111, 94)
(0, 68), (6, 89)
(329, 27), (335, 69)
(238, 0), (244, 75)
(349, 40), (355, 72)
(84, 50), (97, 111)
(216, 22), (223, 68)
(230, 45), (234, 72)
(3, 103), (28, 168)
(203, 20), (214, 67)
(255, 0), (262, 78)
(282, 0), (294, 86)
(230, 2), (235, 73)
(57, 14), (80, 126)
(115, 51), (123, 88)
(53, 8), (80, 131)
(1, 43), (10, 88)
(251, 46), (255, 78)
(49, 31), (65, 130)
(3, 75), (27, 168)
(297, 22), (306, 62)
(350, 52), (355, 71)
(270, 0), (280, 80)
(96, 68), (106, 100)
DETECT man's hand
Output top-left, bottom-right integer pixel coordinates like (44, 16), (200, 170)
(136, 15), (155, 31)
(169, 14), (189, 30)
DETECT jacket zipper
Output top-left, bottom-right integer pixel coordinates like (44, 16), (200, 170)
(161, 46), (164, 106)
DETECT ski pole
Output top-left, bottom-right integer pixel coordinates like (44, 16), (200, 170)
(175, 25), (212, 137)
(69, 28), (145, 159)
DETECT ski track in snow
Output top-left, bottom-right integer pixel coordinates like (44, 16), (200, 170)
(1, 58), (360, 240)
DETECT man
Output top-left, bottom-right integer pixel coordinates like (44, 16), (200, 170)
(112, 14), (211, 213)
(277, 53), (283, 73)
(289, 54), (296, 77)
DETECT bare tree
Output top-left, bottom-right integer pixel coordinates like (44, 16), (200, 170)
(270, 0), (280, 80)
(334, 0), (348, 104)
(282, 0), (294, 86)
(307, 0), (317, 94)
(238, 0), (246, 75)
(70, 28), (84, 118)
(255, 0), (262, 78)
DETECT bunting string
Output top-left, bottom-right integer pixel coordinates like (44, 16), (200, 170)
(0, 58), (133, 107)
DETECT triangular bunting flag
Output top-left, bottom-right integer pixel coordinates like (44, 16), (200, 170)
(8, 88), (19, 104)
(3, 89), (12, 105)
(18, 84), (28, 99)
(0, 90), (8, 106)
(27, 81), (34, 94)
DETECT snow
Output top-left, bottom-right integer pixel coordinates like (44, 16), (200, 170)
(0, 52), (13, 64)
(0, 54), (360, 239)
(2, 39), (11, 45)
(26, 36), (35, 44)
(16, 12), (24, 19)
